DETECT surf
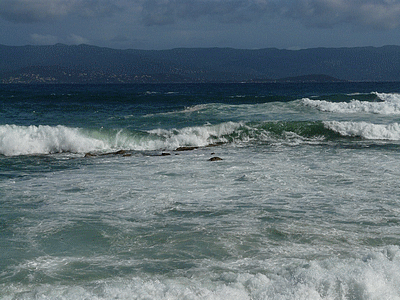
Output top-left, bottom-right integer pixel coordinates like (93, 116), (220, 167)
(0, 121), (340, 156)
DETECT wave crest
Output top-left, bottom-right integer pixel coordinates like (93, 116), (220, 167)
(0, 125), (107, 156)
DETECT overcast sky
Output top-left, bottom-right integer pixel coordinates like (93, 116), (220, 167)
(1, 0), (400, 50)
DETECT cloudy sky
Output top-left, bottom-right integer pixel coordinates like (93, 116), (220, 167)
(1, 0), (400, 50)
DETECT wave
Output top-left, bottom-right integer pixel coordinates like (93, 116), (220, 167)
(2, 120), (400, 156)
(0, 123), (243, 156)
(302, 92), (400, 114)
(143, 104), (212, 118)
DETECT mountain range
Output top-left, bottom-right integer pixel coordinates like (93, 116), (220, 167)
(1, 44), (400, 83)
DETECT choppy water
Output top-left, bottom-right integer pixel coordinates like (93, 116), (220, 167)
(1, 83), (400, 299)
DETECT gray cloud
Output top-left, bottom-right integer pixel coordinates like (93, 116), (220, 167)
(140, 0), (273, 25)
(139, 0), (400, 29)
(0, 0), (72, 22)
(2, 0), (400, 30)
(67, 33), (90, 44)
(0, 0), (121, 23)
(283, 0), (400, 29)
(30, 33), (59, 45)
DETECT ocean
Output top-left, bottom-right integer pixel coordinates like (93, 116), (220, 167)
(1, 82), (400, 299)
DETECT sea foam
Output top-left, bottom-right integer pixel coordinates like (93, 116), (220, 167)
(3, 246), (400, 299)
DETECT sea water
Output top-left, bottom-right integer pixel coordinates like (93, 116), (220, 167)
(1, 83), (400, 299)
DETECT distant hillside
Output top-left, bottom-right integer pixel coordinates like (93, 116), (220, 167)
(1, 44), (400, 83)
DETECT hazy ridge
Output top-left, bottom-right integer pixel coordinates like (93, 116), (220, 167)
(1, 44), (400, 83)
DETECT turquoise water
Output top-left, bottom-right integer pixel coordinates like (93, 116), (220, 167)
(1, 83), (400, 299)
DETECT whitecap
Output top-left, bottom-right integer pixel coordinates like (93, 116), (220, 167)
(324, 121), (400, 140)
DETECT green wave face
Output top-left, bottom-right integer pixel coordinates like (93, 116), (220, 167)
(221, 121), (343, 145)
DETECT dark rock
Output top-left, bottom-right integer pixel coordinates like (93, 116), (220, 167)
(175, 146), (198, 151)
(209, 157), (223, 161)
(161, 152), (171, 156)
(85, 149), (130, 157)
(84, 152), (96, 157)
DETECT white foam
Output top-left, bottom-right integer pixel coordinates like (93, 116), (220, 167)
(302, 92), (400, 114)
(0, 125), (107, 156)
(324, 121), (400, 140)
(373, 92), (400, 103)
(3, 246), (400, 299)
(148, 121), (242, 149)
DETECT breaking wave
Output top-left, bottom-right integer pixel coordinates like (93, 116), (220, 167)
(0, 125), (107, 156)
(2, 120), (400, 156)
(302, 92), (400, 114)
(0, 123), (242, 156)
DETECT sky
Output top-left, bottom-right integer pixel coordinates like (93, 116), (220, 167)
(1, 0), (400, 50)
